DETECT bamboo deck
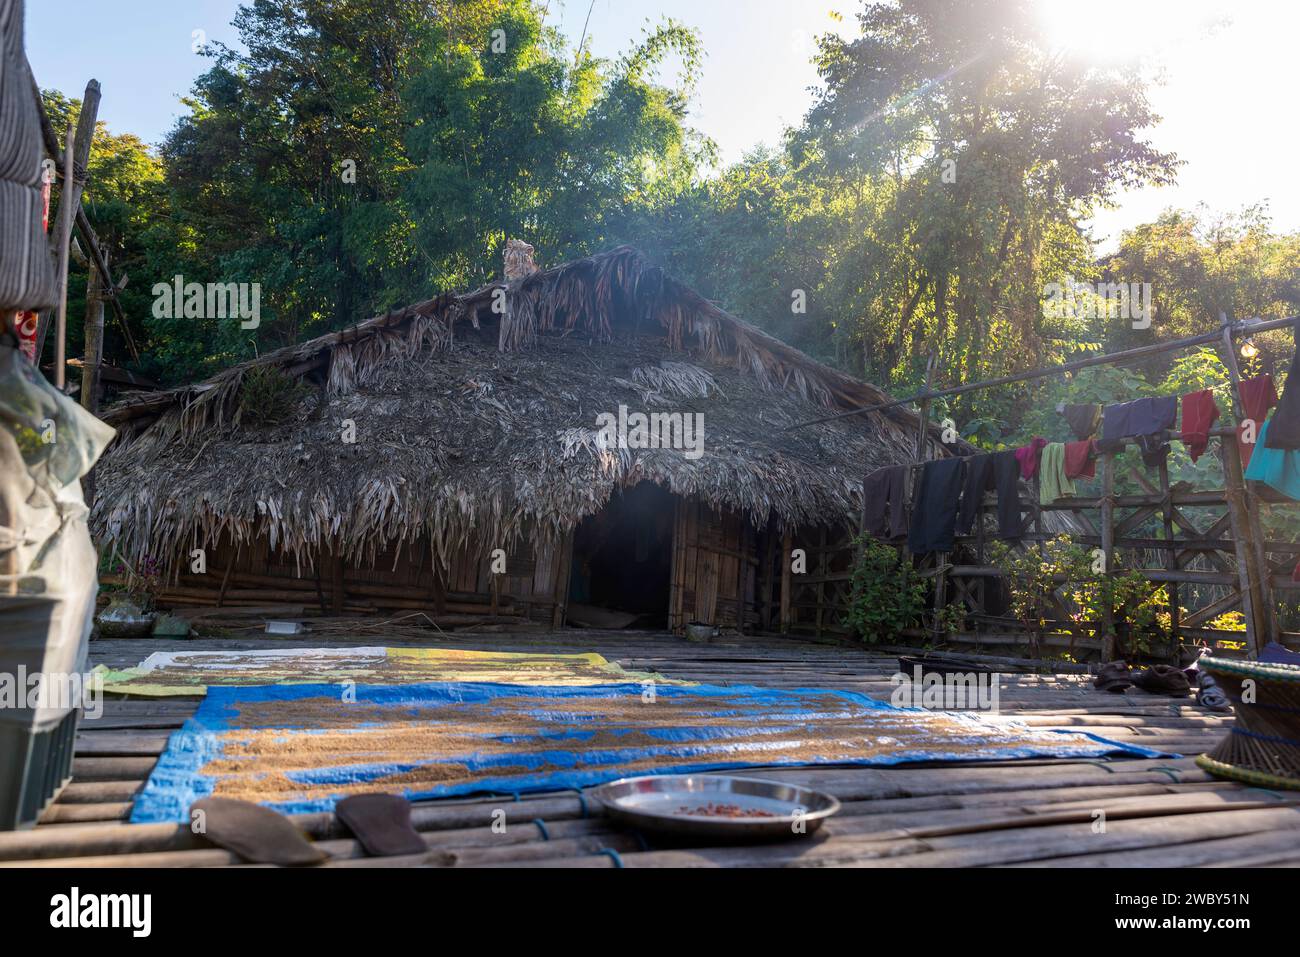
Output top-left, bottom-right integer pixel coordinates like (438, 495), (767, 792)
(5, 630), (1300, 868)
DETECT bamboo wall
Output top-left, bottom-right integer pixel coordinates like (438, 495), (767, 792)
(668, 498), (760, 633)
(136, 526), (574, 628)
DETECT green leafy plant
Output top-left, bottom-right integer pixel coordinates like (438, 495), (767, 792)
(843, 535), (929, 644)
(1073, 566), (1168, 655)
(238, 366), (309, 427)
(932, 600), (967, 637)
(988, 535), (1092, 633)
(989, 534), (1170, 654)
(115, 554), (163, 614)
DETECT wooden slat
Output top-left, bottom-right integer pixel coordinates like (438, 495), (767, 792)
(2, 631), (1272, 868)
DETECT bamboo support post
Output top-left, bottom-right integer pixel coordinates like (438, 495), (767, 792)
(1217, 314), (1276, 653)
(330, 540), (345, 615)
(49, 123), (75, 389)
(779, 530), (793, 633)
(1158, 457), (1179, 658)
(37, 79), (100, 372)
(1219, 436), (1270, 656)
(1099, 452), (1116, 661)
(79, 248), (104, 411)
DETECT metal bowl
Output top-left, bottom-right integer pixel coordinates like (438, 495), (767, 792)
(591, 774), (840, 843)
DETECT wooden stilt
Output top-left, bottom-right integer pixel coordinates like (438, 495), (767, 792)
(330, 539), (345, 615)
(1158, 457), (1179, 659)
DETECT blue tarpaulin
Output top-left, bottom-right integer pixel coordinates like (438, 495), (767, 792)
(130, 680), (1171, 824)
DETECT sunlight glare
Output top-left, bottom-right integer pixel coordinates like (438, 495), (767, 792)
(1038, 0), (1228, 63)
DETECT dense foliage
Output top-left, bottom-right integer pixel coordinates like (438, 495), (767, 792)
(45, 0), (1300, 451)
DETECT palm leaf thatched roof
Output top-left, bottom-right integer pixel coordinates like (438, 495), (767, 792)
(94, 247), (952, 570)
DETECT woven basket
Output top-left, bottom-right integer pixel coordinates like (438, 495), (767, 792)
(1196, 656), (1300, 790)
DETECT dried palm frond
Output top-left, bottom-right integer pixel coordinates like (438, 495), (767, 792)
(93, 246), (957, 574)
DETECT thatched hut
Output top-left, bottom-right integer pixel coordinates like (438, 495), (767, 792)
(93, 247), (951, 634)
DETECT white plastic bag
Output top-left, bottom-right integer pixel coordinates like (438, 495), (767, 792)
(0, 343), (114, 730)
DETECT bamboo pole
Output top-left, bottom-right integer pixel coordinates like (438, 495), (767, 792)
(75, 211), (137, 362)
(1216, 314), (1276, 653)
(79, 248), (104, 411)
(1099, 452), (1116, 661)
(758, 518), (773, 632)
(780, 530), (793, 633)
(330, 537), (345, 615)
(552, 529), (572, 628)
(49, 123), (75, 389)
(1158, 457), (1179, 658)
(912, 351), (937, 463)
(30, 71), (138, 363)
(77, 243), (105, 505)
(37, 79), (100, 371)
(1219, 437), (1269, 656)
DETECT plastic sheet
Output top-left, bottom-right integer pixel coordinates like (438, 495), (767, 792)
(0, 343), (114, 731)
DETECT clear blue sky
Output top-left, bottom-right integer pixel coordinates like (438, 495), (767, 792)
(24, 1), (1300, 247)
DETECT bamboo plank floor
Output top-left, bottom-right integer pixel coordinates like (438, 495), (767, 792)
(5, 630), (1300, 868)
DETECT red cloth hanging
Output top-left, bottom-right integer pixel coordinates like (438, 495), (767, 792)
(1180, 389), (1221, 464)
(1064, 439), (1098, 479)
(1238, 375), (1279, 469)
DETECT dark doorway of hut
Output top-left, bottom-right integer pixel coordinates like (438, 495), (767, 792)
(567, 482), (674, 629)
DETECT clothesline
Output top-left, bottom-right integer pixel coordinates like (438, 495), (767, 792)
(865, 365), (1300, 554)
(882, 426), (1241, 476)
(790, 314), (1300, 431)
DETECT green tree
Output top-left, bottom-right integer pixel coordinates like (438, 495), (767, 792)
(152, 0), (705, 381)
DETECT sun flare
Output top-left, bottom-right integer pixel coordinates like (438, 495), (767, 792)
(1038, 0), (1229, 63)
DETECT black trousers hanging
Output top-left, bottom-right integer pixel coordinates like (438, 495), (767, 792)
(862, 465), (908, 540)
(956, 451), (1024, 539)
(956, 454), (993, 536)
(908, 457), (965, 554)
(991, 450), (1024, 539)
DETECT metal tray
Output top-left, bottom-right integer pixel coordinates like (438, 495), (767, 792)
(591, 774), (840, 842)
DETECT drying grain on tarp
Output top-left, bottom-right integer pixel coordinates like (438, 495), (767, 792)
(128, 681), (1170, 822)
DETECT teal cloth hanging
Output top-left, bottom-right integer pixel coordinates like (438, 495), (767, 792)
(1244, 419), (1300, 500)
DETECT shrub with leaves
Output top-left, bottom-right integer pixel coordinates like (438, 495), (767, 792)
(1073, 566), (1168, 654)
(843, 535), (929, 644)
(123, 554), (163, 613)
(238, 366), (309, 427)
(988, 535), (1092, 631)
(990, 534), (1169, 652)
